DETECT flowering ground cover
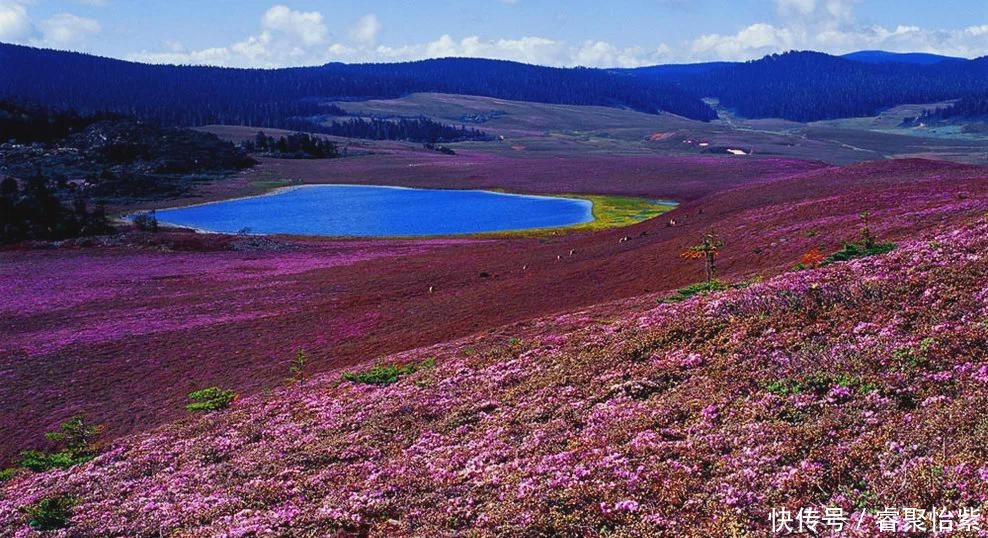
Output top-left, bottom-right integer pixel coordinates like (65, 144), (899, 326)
(246, 151), (826, 202)
(0, 213), (984, 537)
(1, 158), (985, 471)
(0, 240), (463, 356)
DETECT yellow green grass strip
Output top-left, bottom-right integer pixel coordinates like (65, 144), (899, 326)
(476, 194), (675, 238)
(568, 194), (676, 232)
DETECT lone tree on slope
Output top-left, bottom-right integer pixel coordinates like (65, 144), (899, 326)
(681, 231), (723, 282)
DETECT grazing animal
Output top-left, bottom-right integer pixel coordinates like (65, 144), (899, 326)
(556, 255), (561, 261)
(569, 249), (575, 256)
(668, 219), (677, 227)
(428, 286), (434, 294)
(522, 264), (528, 270)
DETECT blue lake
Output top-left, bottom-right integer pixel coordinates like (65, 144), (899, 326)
(152, 185), (595, 237)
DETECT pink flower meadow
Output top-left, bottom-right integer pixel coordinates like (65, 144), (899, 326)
(0, 217), (985, 537)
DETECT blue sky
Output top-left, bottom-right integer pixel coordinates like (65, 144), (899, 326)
(1, 1), (986, 67)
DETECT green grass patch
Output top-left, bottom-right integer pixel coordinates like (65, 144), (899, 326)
(661, 279), (730, 303)
(574, 195), (677, 232)
(765, 374), (877, 397)
(0, 468), (20, 482)
(824, 241), (896, 264)
(765, 379), (805, 396)
(186, 387), (237, 413)
(474, 195), (676, 237)
(343, 357), (436, 386)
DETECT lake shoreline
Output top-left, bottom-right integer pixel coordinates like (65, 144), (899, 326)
(146, 184), (596, 238)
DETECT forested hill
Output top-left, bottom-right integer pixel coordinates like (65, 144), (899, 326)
(0, 43), (717, 125)
(909, 95), (988, 124)
(628, 51), (988, 122)
(9, 43), (988, 126)
(840, 50), (966, 65)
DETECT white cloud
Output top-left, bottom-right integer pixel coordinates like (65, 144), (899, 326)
(349, 14), (380, 45)
(691, 23), (800, 61)
(0, 1), (33, 42)
(573, 41), (671, 68)
(689, 0), (988, 61)
(964, 25), (988, 38)
(127, 1), (988, 68)
(366, 35), (567, 66)
(260, 4), (326, 46)
(38, 12), (100, 46)
(0, 1), (102, 48)
(132, 21), (675, 69)
(133, 5), (333, 67)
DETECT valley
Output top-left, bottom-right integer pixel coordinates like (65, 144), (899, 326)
(1, 39), (987, 537)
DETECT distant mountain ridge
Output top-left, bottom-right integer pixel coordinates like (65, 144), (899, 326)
(0, 43), (717, 125)
(841, 50), (967, 65)
(610, 61), (735, 78)
(627, 50), (988, 122)
(3, 43), (988, 126)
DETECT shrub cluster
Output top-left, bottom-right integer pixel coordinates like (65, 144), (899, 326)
(342, 357), (436, 385)
(17, 416), (102, 472)
(22, 495), (75, 531)
(185, 387), (237, 413)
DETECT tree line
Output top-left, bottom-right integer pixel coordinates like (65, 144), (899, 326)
(243, 132), (339, 159)
(628, 51), (988, 122)
(0, 100), (121, 144)
(283, 117), (491, 143)
(907, 95), (988, 124)
(0, 173), (111, 244)
(0, 43), (718, 127)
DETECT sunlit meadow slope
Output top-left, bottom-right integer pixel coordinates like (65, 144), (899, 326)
(2, 159), (986, 470)
(1, 214), (985, 537)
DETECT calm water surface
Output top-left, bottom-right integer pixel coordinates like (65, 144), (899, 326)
(152, 185), (594, 236)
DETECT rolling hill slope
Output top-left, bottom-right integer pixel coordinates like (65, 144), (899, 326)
(842, 50), (966, 65)
(629, 51), (988, 122)
(1, 209), (984, 536)
(1, 158), (985, 469)
(0, 43), (717, 125)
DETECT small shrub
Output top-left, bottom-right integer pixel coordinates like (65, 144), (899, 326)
(19, 450), (76, 472)
(22, 495), (76, 531)
(18, 415), (103, 472)
(288, 348), (307, 384)
(824, 241), (896, 264)
(0, 468), (20, 482)
(765, 379), (804, 396)
(132, 211), (158, 232)
(186, 387), (237, 412)
(891, 341), (933, 370)
(45, 416), (103, 458)
(767, 374), (876, 397)
(680, 232), (723, 282)
(343, 357), (436, 386)
(824, 212), (895, 264)
(661, 279), (729, 303)
(794, 248), (825, 270)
